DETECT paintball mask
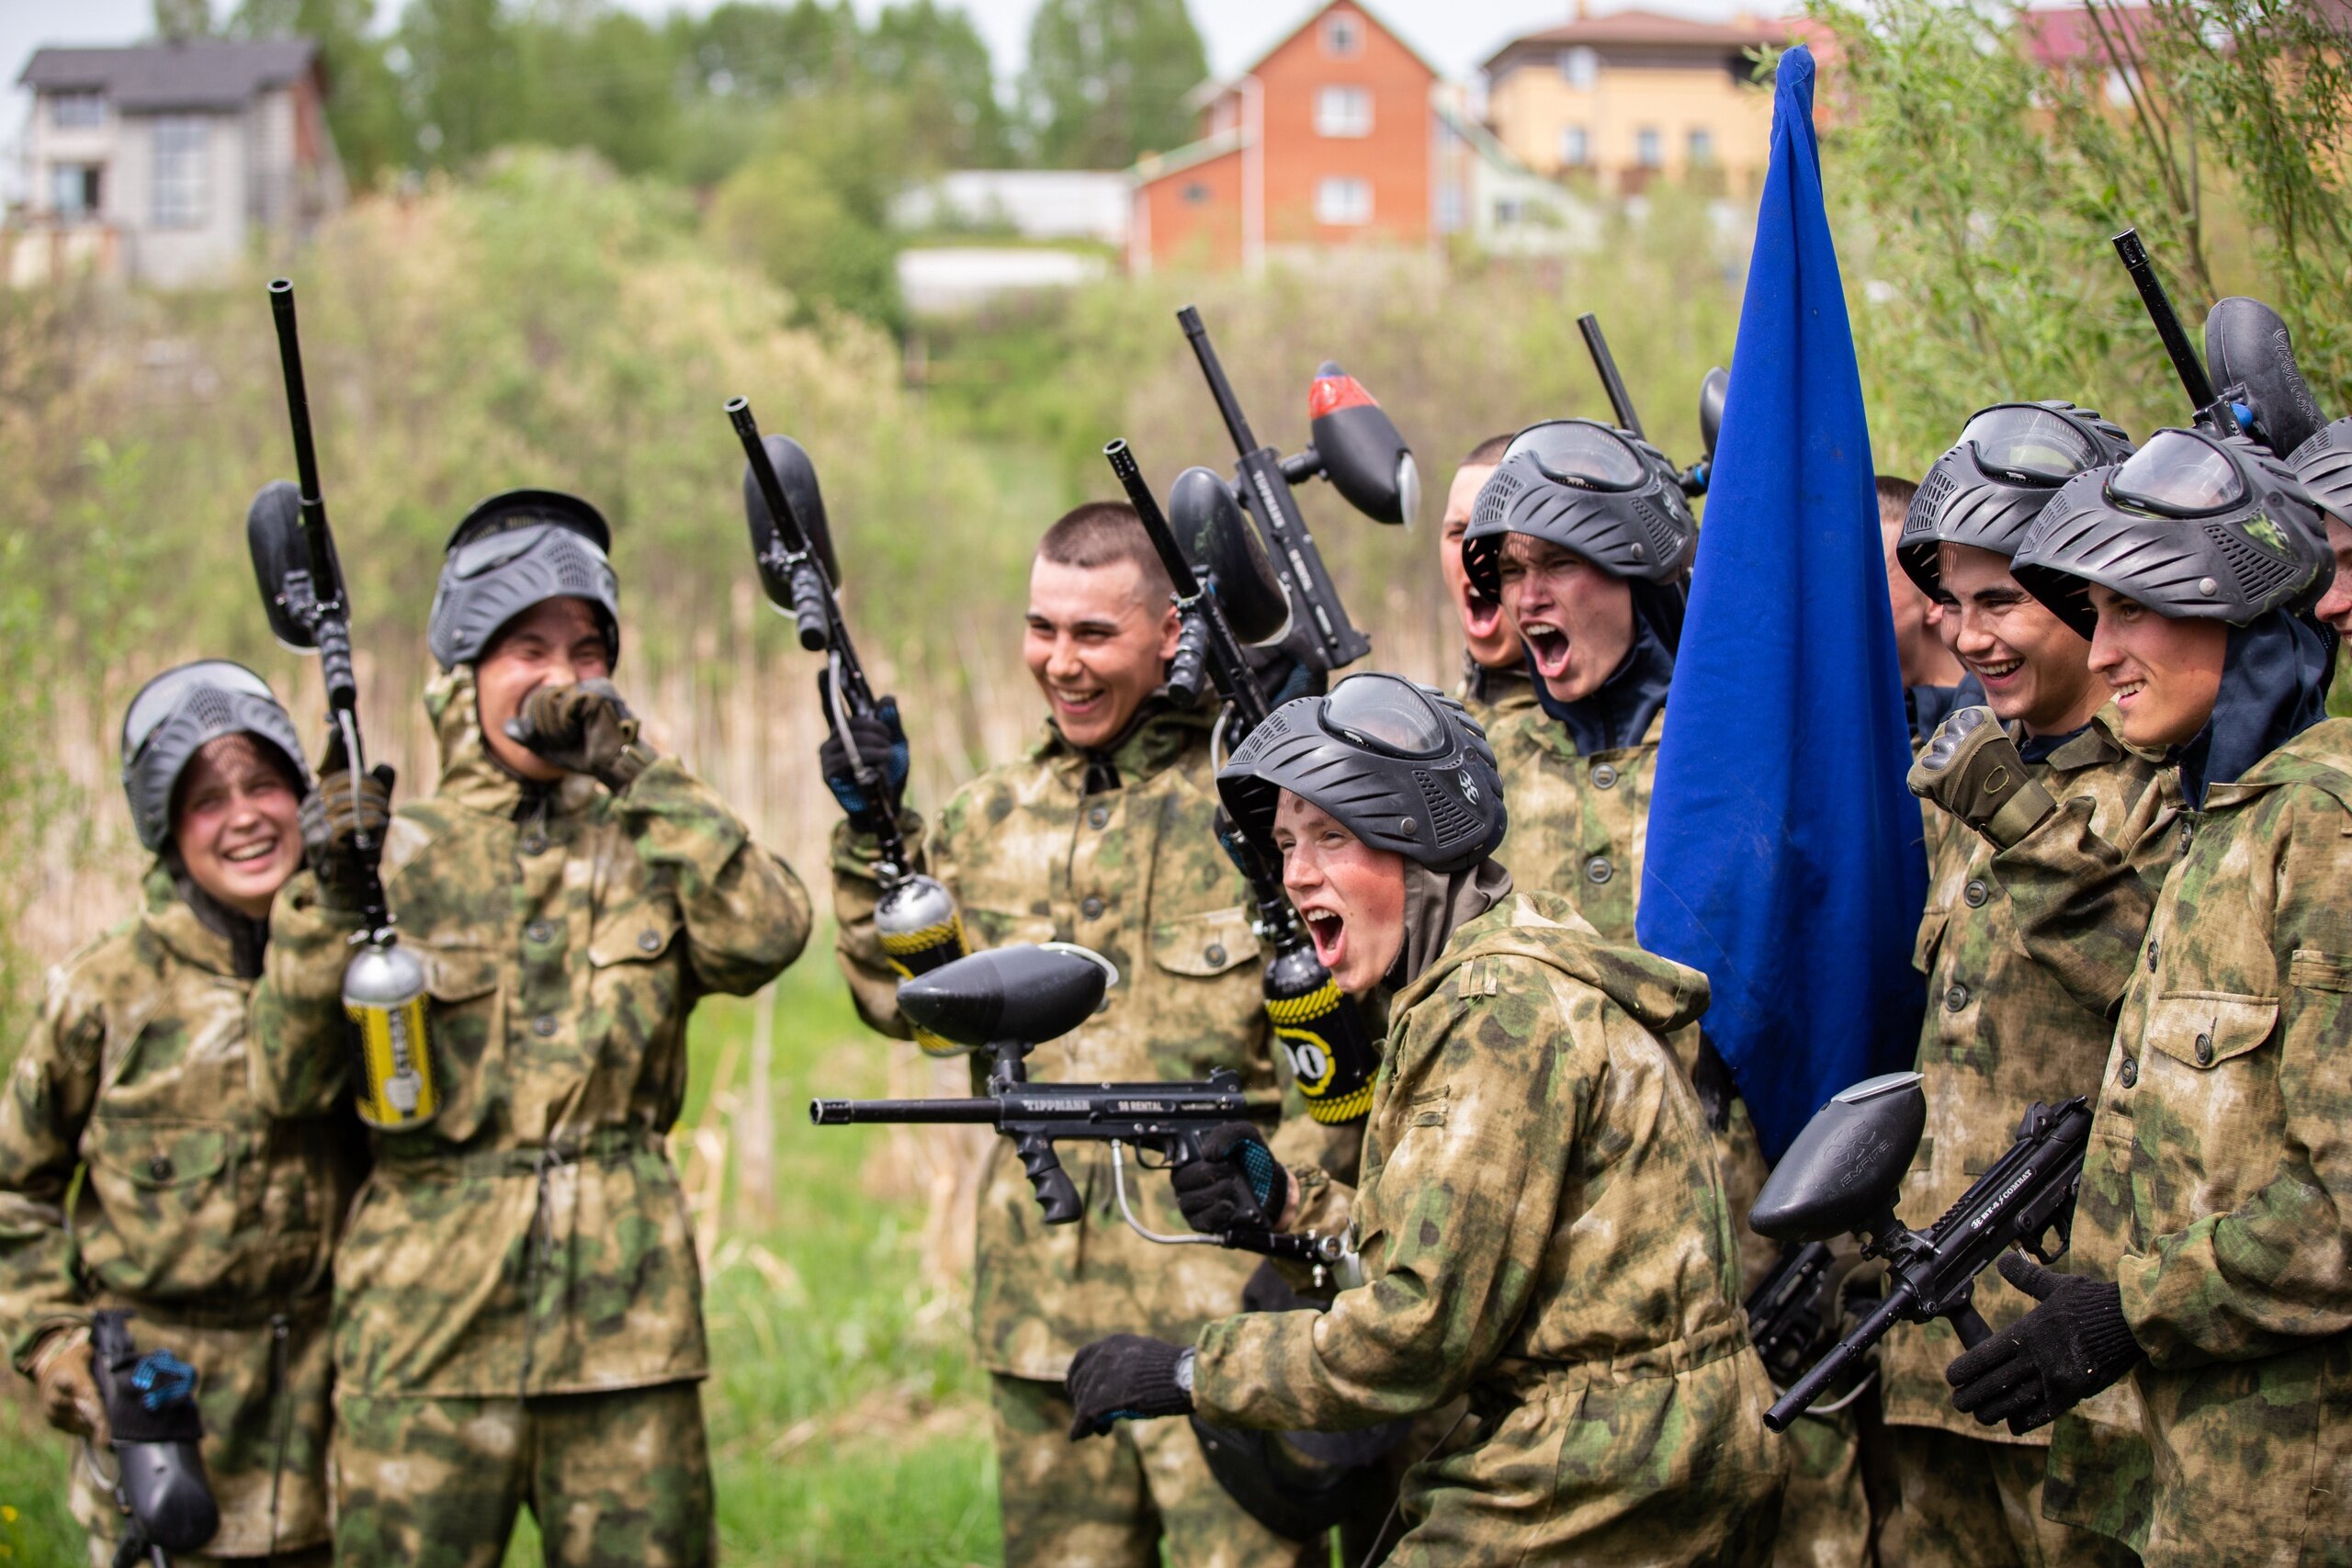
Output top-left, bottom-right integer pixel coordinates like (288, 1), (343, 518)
(1460, 419), (1697, 602)
(119, 661), (308, 853)
(1897, 402), (2135, 596)
(2012, 427), (2331, 636)
(426, 490), (620, 672)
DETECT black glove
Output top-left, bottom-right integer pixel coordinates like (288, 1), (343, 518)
(1065, 1334), (1193, 1439)
(299, 763), (394, 911)
(818, 687), (909, 832)
(1170, 1122), (1289, 1236)
(1906, 705), (2057, 848)
(1946, 1252), (2144, 1435)
(505, 680), (656, 792)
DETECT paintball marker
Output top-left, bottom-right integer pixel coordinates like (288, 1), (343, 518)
(251, 280), (436, 1132)
(1177, 306), (1418, 672)
(1743, 1241), (1837, 1393)
(1747, 1071), (2093, 1433)
(1575, 311), (1725, 499)
(90, 1311), (218, 1568)
(726, 400), (968, 1021)
(2110, 230), (2329, 458)
(1105, 439), (1383, 1128)
(812, 945), (1360, 1281)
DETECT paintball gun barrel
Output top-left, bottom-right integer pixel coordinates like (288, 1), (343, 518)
(2112, 229), (2237, 435)
(1748, 1074), (2094, 1432)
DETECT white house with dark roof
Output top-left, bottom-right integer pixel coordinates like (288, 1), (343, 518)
(12, 37), (344, 288)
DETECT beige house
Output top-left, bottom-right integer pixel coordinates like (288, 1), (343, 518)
(1483, 6), (1786, 197)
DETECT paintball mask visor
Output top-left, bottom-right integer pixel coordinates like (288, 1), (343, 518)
(1897, 401), (2134, 596)
(1963, 403), (2110, 485)
(1461, 421), (1696, 600)
(1321, 671), (1453, 759)
(120, 660), (309, 852)
(2106, 429), (2250, 517)
(428, 490), (621, 671)
(1508, 419), (1649, 491)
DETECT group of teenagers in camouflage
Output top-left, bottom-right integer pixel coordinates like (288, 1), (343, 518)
(4, 244), (2349, 1568)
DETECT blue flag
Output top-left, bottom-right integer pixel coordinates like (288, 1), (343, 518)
(1634, 44), (1926, 1164)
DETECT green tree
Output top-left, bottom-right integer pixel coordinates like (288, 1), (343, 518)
(1020, 0), (1206, 168)
(706, 147), (903, 327)
(230, 0), (414, 186)
(677, 0), (863, 101)
(514, 0), (684, 175)
(866, 0), (1010, 167)
(400, 0), (524, 165)
(154, 0), (216, 39)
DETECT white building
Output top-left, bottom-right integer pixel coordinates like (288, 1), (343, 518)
(12, 38), (345, 288)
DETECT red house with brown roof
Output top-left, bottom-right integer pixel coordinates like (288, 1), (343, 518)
(1128, 0), (1442, 272)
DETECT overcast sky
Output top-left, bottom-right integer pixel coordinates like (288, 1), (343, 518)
(1, 0), (1778, 197)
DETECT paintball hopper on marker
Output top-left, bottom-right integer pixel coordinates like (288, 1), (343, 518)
(2112, 230), (2332, 457)
(1747, 1072), (2093, 1433)
(92, 1309), (220, 1564)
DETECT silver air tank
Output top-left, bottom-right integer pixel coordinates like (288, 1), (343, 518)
(874, 873), (970, 1056)
(343, 938), (438, 1129)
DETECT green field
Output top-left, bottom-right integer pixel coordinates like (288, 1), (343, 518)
(0, 945), (1002, 1567)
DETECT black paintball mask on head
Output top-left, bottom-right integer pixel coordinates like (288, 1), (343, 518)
(1217, 674), (1506, 874)
(2014, 430), (2336, 800)
(2291, 417), (2352, 526)
(119, 660), (309, 853)
(1898, 401), (2135, 596)
(426, 490), (621, 672)
(1460, 418), (1697, 604)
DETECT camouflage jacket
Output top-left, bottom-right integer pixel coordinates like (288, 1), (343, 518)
(1192, 893), (1785, 1557)
(0, 866), (362, 1551)
(1455, 651), (1537, 730)
(834, 704), (1340, 1381)
(1880, 708), (2166, 1441)
(2000, 719), (2352, 1560)
(1481, 704), (1662, 945)
(253, 669), (810, 1399)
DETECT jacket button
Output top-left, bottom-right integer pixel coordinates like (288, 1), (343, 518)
(147, 1156), (174, 1181)
(2119, 1056), (2138, 1088)
(1591, 764), (1619, 789)
(1204, 944), (1227, 966)
(1944, 983), (1970, 1012)
(1962, 880), (1988, 908)
(1081, 895), (1105, 919)
(638, 930), (662, 953)
(2195, 1032), (2213, 1066)
(1087, 806), (1110, 829)
(1585, 857), (1613, 885)
(534, 1014), (559, 1037)
(2146, 941), (2160, 972)
(521, 834), (548, 856)
(526, 920), (554, 944)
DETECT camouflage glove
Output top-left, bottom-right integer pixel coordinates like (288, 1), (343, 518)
(818, 694), (909, 834)
(1170, 1122), (1291, 1236)
(28, 1326), (106, 1440)
(1907, 705), (2056, 848)
(1065, 1334), (1193, 1439)
(505, 679), (657, 793)
(1946, 1252), (2144, 1436)
(299, 763), (395, 912)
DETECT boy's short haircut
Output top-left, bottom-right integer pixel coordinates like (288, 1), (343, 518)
(1037, 502), (1175, 604)
(1875, 474), (1918, 530)
(1464, 433), (1517, 468)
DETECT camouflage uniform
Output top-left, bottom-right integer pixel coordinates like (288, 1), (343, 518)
(0, 865), (362, 1562)
(1192, 890), (1788, 1566)
(1485, 702), (1854, 1566)
(252, 669), (809, 1563)
(1454, 653), (1536, 730)
(1988, 720), (2352, 1566)
(834, 704), (1329, 1568)
(1880, 708), (2159, 1568)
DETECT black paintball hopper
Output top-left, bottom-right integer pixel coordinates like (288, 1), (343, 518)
(1170, 466), (1293, 647)
(2206, 296), (2328, 461)
(741, 431), (843, 598)
(1749, 1071), (1927, 1243)
(895, 943), (1112, 1051)
(1698, 367), (1728, 461)
(248, 479), (337, 652)
(1307, 362), (1419, 527)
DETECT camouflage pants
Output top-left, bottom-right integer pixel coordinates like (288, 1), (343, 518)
(80, 1531), (331, 1568)
(1881, 1426), (2140, 1568)
(1770, 1407), (1871, 1568)
(991, 1373), (1319, 1568)
(331, 1382), (712, 1568)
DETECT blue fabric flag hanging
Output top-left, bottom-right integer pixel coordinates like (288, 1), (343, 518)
(1634, 43), (1927, 1164)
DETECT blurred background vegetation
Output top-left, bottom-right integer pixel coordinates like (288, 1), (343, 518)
(0, 0), (2346, 1561)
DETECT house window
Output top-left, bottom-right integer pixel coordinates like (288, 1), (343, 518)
(1322, 12), (1362, 57)
(51, 164), (102, 218)
(1316, 176), (1373, 225)
(1182, 182), (1211, 205)
(1687, 129), (1714, 165)
(1494, 197), (1521, 225)
(1437, 181), (1465, 232)
(1558, 47), (1598, 89)
(152, 118), (210, 229)
(1560, 125), (1589, 167)
(1635, 127), (1663, 168)
(1316, 86), (1373, 138)
(51, 91), (105, 129)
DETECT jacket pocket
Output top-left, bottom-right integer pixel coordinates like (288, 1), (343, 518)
(1148, 906), (1260, 978)
(407, 944), (503, 1142)
(1912, 907), (1951, 978)
(1145, 904), (1266, 1080)
(78, 1117), (243, 1296)
(2143, 992), (2277, 1073)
